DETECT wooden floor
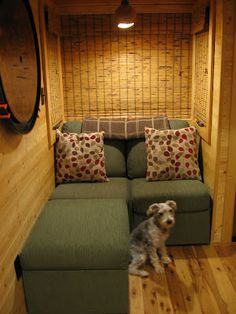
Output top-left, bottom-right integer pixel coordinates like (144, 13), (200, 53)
(129, 245), (236, 314)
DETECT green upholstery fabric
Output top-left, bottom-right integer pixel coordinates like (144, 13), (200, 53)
(51, 177), (130, 202)
(62, 120), (82, 134)
(126, 139), (146, 178)
(22, 270), (128, 314)
(169, 119), (189, 129)
(126, 119), (190, 178)
(133, 209), (211, 245)
(104, 139), (126, 177)
(131, 178), (210, 214)
(20, 199), (129, 270)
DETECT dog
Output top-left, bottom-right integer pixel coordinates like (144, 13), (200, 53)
(129, 200), (176, 277)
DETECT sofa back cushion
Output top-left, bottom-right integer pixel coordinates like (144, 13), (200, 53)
(62, 121), (82, 134)
(61, 122), (126, 177)
(127, 120), (190, 178)
(104, 139), (126, 177)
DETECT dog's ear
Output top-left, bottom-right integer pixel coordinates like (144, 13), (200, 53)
(166, 200), (177, 211)
(146, 203), (161, 216)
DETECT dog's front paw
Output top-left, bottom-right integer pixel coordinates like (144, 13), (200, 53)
(154, 265), (164, 274)
(161, 256), (172, 265)
(140, 270), (149, 277)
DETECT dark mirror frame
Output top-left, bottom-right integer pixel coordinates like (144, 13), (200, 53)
(0, 0), (41, 134)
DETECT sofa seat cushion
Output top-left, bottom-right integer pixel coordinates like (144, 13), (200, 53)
(20, 199), (129, 270)
(131, 178), (211, 214)
(50, 177), (130, 202)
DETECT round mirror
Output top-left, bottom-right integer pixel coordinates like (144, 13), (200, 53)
(0, 0), (41, 133)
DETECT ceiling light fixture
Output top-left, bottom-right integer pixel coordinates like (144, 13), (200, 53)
(115, 0), (136, 29)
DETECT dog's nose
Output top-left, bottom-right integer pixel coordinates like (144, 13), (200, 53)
(167, 219), (173, 225)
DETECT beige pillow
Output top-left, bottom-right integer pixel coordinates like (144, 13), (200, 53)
(145, 126), (202, 181)
(56, 130), (108, 184)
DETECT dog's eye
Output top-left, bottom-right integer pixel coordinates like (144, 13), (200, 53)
(159, 212), (163, 216)
(169, 209), (173, 213)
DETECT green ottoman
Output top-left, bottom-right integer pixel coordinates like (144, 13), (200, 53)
(20, 199), (129, 314)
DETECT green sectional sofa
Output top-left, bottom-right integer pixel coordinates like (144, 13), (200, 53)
(21, 199), (129, 314)
(20, 119), (211, 314)
(51, 119), (212, 244)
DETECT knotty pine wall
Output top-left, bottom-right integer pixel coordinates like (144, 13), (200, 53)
(201, 0), (236, 243)
(0, 1), (55, 313)
(60, 13), (192, 120)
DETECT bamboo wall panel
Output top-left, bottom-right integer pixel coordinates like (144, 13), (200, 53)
(192, 0), (215, 143)
(61, 13), (192, 120)
(194, 30), (209, 125)
(0, 1), (55, 312)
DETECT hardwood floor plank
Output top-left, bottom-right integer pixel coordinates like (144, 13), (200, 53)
(128, 246), (236, 314)
(164, 251), (188, 313)
(129, 274), (144, 314)
(214, 245), (236, 291)
(202, 246), (236, 313)
(183, 246), (223, 314)
(143, 266), (174, 314)
(168, 247), (203, 314)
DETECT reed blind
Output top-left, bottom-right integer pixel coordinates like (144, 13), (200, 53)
(192, 0), (214, 143)
(60, 13), (192, 120)
(193, 30), (209, 126)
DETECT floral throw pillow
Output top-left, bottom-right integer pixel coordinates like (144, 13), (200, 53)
(56, 130), (108, 184)
(145, 126), (202, 181)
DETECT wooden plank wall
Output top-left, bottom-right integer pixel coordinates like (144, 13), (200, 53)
(54, 0), (194, 15)
(60, 13), (192, 120)
(199, 0), (236, 243)
(212, 0), (236, 244)
(0, 1), (55, 313)
(39, 4), (64, 146)
(231, 25), (236, 239)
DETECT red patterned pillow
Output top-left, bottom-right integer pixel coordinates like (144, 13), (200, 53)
(56, 130), (108, 184)
(145, 126), (202, 181)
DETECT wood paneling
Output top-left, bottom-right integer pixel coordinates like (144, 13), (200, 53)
(219, 0), (236, 244)
(196, 0), (236, 243)
(232, 44), (236, 236)
(39, 2), (64, 146)
(210, 0), (235, 243)
(129, 245), (236, 314)
(0, 1), (55, 313)
(61, 13), (192, 120)
(54, 0), (194, 15)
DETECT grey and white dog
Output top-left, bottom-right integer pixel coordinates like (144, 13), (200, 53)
(129, 200), (176, 277)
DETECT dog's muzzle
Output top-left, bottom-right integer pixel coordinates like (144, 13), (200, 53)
(166, 218), (175, 227)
